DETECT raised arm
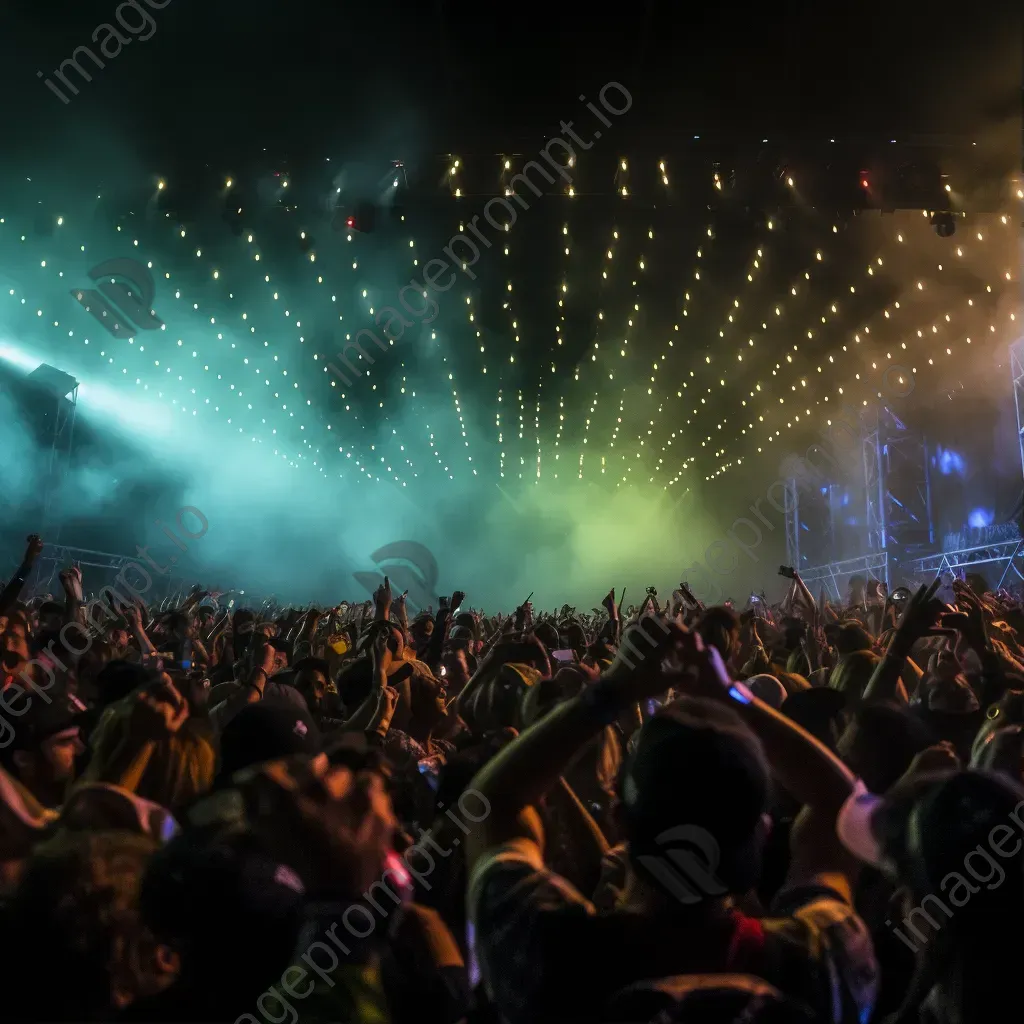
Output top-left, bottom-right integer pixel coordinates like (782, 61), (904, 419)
(0, 535), (44, 616)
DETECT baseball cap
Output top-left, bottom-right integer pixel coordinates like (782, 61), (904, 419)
(7, 689), (83, 752)
(291, 656), (331, 678)
(745, 674), (787, 710)
(837, 769), (1024, 913)
(58, 782), (179, 842)
(448, 624), (475, 645)
(216, 702), (321, 784)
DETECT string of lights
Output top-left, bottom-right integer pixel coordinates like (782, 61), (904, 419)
(1, 171), (1018, 508)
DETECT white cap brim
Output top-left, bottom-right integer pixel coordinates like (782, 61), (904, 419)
(836, 780), (886, 869)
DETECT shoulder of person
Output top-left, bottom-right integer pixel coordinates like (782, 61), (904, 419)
(763, 887), (878, 1023)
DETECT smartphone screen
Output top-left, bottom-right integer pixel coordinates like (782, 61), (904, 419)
(551, 649), (575, 664)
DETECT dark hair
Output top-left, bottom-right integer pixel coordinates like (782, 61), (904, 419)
(620, 699), (769, 895)
(93, 659), (159, 708)
(335, 656), (374, 711)
(697, 606), (739, 659)
(839, 700), (934, 793)
(6, 831), (160, 1020)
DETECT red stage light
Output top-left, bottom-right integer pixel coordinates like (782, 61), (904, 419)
(346, 215), (355, 228)
(860, 178), (869, 189)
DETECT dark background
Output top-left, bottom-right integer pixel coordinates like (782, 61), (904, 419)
(1, 1), (1019, 163)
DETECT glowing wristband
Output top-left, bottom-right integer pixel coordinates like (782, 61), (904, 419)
(728, 682), (754, 704)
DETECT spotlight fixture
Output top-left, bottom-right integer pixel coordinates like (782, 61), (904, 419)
(342, 201), (376, 234)
(930, 210), (955, 237)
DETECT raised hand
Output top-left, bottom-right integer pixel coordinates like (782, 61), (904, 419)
(373, 576), (392, 603)
(129, 675), (190, 740)
(904, 741), (960, 778)
(370, 626), (392, 674)
(257, 641), (277, 677)
(377, 684), (399, 721)
(126, 601), (145, 631)
(372, 577), (392, 621)
(891, 578), (945, 650)
(602, 614), (700, 702)
(514, 601), (528, 632)
(23, 535), (44, 564)
(942, 611), (988, 658)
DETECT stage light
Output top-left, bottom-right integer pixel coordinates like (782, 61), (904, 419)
(930, 210), (955, 237)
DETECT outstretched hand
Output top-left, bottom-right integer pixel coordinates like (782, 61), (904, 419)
(23, 534), (44, 565)
(129, 675), (190, 740)
(948, 582), (991, 654)
(373, 576), (392, 612)
(602, 614), (709, 703)
(59, 565), (83, 598)
(370, 626), (392, 674)
(892, 578), (945, 649)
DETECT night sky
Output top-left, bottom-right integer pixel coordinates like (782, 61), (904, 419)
(1, 2), (1019, 161)
(0, 1), (1020, 604)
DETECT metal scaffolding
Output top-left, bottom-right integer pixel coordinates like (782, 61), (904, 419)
(862, 405), (934, 572)
(797, 552), (890, 602)
(19, 364), (80, 544)
(905, 539), (1024, 589)
(28, 544), (189, 603)
(1011, 337), (1024, 487)
(783, 478), (800, 569)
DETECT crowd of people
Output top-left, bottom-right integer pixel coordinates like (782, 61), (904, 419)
(2, 530), (1023, 1024)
